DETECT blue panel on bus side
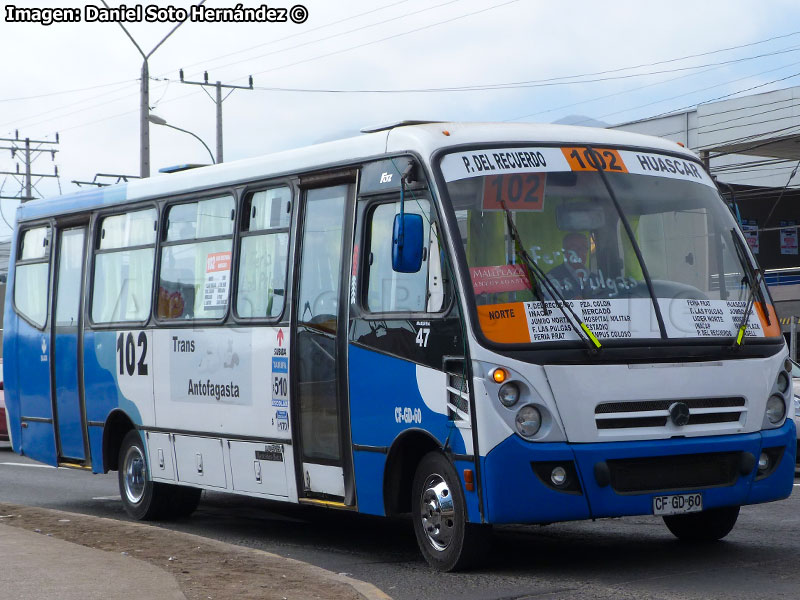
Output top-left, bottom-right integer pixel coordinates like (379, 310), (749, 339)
(53, 331), (85, 460)
(351, 450), (387, 516)
(14, 319), (57, 465)
(348, 344), (480, 521)
(18, 420), (58, 465)
(88, 426), (106, 474)
(82, 330), (144, 472)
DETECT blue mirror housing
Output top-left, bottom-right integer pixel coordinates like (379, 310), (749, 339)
(392, 213), (424, 273)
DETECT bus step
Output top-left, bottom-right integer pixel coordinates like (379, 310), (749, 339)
(57, 461), (91, 470)
(299, 498), (355, 510)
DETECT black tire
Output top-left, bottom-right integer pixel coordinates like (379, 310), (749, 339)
(411, 452), (489, 571)
(118, 430), (169, 520)
(663, 506), (740, 542)
(165, 485), (202, 519)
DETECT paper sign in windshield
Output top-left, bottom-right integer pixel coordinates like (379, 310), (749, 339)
(477, 298), (660, 344)
(470, 265), (531, 294)
(482, 173), (546, 211)
(662, 299), (765, 338)
(204, 251), (231, 309)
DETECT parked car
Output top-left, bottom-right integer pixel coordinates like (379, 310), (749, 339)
(0, 360), (6, 443)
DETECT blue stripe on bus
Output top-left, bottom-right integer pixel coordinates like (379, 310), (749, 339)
(83, 330), (144, 471)
(482, 419), (795, 524)
(17, 185), (128, 222)
(348, 344), (481, 522)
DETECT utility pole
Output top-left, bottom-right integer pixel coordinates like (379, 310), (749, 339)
(0, 131), (60, 202)
(178, 70), (254, 164)
(101, 0), (206, 178)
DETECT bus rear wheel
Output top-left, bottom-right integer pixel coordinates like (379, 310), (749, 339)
(411, 452), (488, 571)
(118, 430), (169, 520)
(663, 506), (740, 542)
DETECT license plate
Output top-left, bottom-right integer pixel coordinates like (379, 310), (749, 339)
(652, 493), (702, 516)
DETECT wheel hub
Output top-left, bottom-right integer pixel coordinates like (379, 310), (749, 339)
(419, 474), (455, 552)
(123, 445), (146, 505)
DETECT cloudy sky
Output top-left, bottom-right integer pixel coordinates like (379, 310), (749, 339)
(1, 0), (799, 239)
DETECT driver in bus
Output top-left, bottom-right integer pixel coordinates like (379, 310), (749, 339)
(546, 232), (591, 298)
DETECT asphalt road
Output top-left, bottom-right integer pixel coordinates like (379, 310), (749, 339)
(0, 442), (798, 600)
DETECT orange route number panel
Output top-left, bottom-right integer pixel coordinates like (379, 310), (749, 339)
(561, 147), (629, 173)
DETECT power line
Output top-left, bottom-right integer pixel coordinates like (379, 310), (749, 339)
(0, 78), (135, 105)
(49, 0), (522, 135)
(171, 0), (415, 76)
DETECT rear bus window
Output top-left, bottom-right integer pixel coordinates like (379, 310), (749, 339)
(92, 209), (157, 323)
(158, 195), (235, 320)
(15, 226), (51, 328)
(236, 187), (291, 319)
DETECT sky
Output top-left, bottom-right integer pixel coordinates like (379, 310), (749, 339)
(1, 0), (800, 240)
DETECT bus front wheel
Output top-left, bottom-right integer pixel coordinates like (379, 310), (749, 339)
(118, 430), (167, 520)
(411, 452), (487, 571)
(663, 506), (740, 542)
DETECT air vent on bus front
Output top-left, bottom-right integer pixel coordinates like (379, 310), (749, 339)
(594, 397), (746, 430)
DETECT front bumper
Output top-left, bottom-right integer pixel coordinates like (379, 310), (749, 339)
(481, 419), (795, 524)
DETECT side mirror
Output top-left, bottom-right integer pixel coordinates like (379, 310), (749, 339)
(392, 213), (424, 273)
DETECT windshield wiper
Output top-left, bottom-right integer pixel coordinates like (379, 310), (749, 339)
(499, 200), (602, 351)
(729, 227), (770, 347)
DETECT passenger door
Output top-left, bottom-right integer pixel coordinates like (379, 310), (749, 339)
(292, 180), (355, 502)
(51, 224), (89, 462)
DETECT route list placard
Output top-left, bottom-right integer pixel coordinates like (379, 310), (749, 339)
(477, 298), (766, 344)
(663, 299), (764, 338)
(524, 298), (659, 342)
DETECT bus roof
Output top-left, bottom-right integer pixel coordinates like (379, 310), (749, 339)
(16, 122), (698, 223)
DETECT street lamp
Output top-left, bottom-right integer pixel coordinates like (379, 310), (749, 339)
(148, 114), (216, 165)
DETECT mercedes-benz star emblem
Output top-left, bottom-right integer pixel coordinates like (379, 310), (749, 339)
(668, 402), (690, 427)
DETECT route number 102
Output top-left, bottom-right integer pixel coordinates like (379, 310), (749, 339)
(116, 331), (149, 376)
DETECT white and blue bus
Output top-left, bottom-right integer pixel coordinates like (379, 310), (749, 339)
(3, 122), (795, 570)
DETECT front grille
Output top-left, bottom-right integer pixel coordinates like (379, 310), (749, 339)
(595, 397), (746, 430)
(607, 451), (742, 493)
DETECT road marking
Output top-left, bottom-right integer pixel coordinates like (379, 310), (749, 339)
(0, 462), (56, 469)
(91, 496), (121, 501)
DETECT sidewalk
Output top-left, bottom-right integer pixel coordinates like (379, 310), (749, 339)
(0, 524), (186, 600)
(0, 503), (391, 600)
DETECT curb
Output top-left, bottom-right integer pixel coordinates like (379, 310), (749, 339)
(0, 503), (392, 600)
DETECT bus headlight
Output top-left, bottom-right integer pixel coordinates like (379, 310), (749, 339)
(515, 405), (542, 438)
(777, 371), (790, 394)
(766, 395), (786, 424)
(498, 382), (520, 407)
(794, 395), (800, 417)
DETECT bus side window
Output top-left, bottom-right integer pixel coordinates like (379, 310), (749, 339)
(14, 226), (51, 328)
(158, 195), (235, 320)
(365, 199), (446, 313)
(92, 208), (157, 323)
(236, 187), (291, 319)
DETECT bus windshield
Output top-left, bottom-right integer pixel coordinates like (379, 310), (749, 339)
(441, 146), (777, 345)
